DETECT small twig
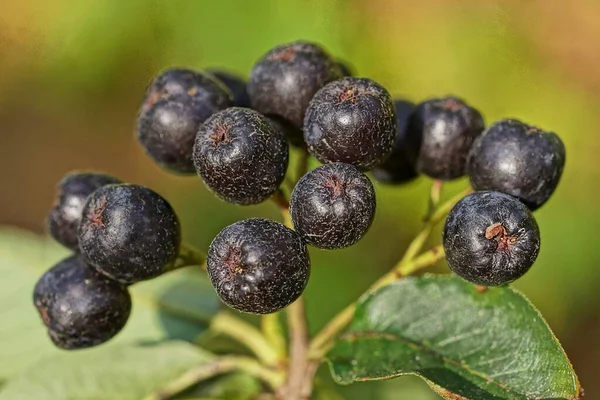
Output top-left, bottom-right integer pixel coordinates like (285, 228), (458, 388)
(141, 356), (284, 400)
(165, 242), (206, 273)
(271, 188), (290, 210)
(261, 312), (287, 361)
(295, 148), (309, 183)
(210, 312), (280, 367)
(282, 298), (309, 400)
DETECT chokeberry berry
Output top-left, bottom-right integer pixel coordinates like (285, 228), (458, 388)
(372, 100), (419, 184)
(48, 171), (121, 251)
(405, 96), (484, 180)
(206, 69), (251, 108)
(303, 77), (397, 170)
(78, 184), (181, 283)
(207, 218), (310, 314)
(290, 163), (376, 249)
(248, 41), (341, 128)
(193, 107), (289, 205)
(466, 119), (566, 210)
(137, 68), (233, 174)
(33, 255), (131, 349)
(443, 191), (540, 286)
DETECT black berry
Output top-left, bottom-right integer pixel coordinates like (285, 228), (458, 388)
(206, 69), (251, 108)
(207, 218), (310, 314)
(48, 172), (121, 251)
(303, 77), (397, 170)
(78, 184), (181, 283)
(372, 100), (419, 184)
(137, 68), (233, 174)
(290, 163), (376, 249)
(193, 107), (289, 205)
(33, 255), (131, 349)
(466, 119), (566, 210)
(443, 191), (540, 286)
(406, 96), (484, 180)
(248, 41), (341, 128)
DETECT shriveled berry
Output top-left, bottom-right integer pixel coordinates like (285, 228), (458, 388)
(207, 218), (310, 314)
(78, 184), (181, 283)
(443, 191), (540, 286)
(372, 100), (419, 184)
(248, 41), (341, 128)
(406, 96), (484, 180)
(137, 68), (232, 174)
(48, 171), (121, 250)
(290, 163), (376, 249)
(466, 119), (566, 210)
(33, 255), (131, 349)
(206, 69), (251, 108)
(303, 77), (397, 170)
(193, 107), (289, 205)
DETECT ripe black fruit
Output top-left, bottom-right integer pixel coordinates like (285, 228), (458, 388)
(248, 41), (341, 128)
(372, 100), (419, 184)
(78, 184), (181, 283)
(206, 69), (251, 108)
(193, 107), (289, 205)
(303, 77), (397, 170)
(48, 172), (121, 250)
(443, 191), (540, 286)
(466, 119), (566, 210)
(33, 255), (131, 349)
(137, 68), (233, 174)
(207, 218), (310, 314)
(406, 96), (484, 180)
(290, 163), (376, 249)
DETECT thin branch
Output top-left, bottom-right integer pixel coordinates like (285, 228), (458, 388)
(210, 312), (280, 367)
(165, 242), (206, 272)
(282, 297), (309, 400)
(141, 356), (284, 400)
(261, 312), (287, 361)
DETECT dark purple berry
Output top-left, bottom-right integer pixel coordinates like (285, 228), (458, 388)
(47, 172), (121, 251)
(137, 68), (233, 174)
(372, 100), (419, 184)
(466, 119), (566, 210)
(193, 107), (289, 205)
(290, 163), (376, 249)
(443, 191), (540, 286)
(78, 184), (181, 283)
(33, 255), (131, 349)
(206, 69), (251, 108)
(303, 77), (397, 170)
(406, 96), (484, 180)
(207, 218), (310, 314)
(248, 41), (342, 128)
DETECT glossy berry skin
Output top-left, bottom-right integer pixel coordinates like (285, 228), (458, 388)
(406, 96), (484, 180)
(78, 184), (181, 283)
(466, 119), (566, 210)
(290, 163), (376, 249)
(137, 68), (232, 174)
(33, 255), (131, 350)
(303, 77), (397, 170)
(48, 172), (121, 250)
(207, 218), (310, 314)
(206, 69), (251, 108)
(193, 107), (289, 205)
(372, 100), (419, 184)
(248, 41), (341, 128)
(443, 191), (540, 286)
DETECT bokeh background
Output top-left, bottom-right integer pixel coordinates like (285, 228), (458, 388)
(1, 1), (599, 399)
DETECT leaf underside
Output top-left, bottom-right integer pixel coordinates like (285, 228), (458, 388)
(327, 275), (581, 400)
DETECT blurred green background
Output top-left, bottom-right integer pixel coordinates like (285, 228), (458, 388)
(1, 0), (599, 399)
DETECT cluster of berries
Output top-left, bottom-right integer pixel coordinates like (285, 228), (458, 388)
(32, 41), (565, 350)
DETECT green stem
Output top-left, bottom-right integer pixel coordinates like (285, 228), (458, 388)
(141, 356), (284, 400)
(308, 245), (445, 359)
(210, 312), (280, 367)
(295, 148), (309, 183)
(167, 242), (206, 272)
(283, 297), (309, 400)
(261, 312), (287, 361)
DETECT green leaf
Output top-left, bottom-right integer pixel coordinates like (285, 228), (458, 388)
(173, 373), (261, 400)
(327, 275), (581, 400)
(0, 341), (212, 400)
(0, 227), (219, 382)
